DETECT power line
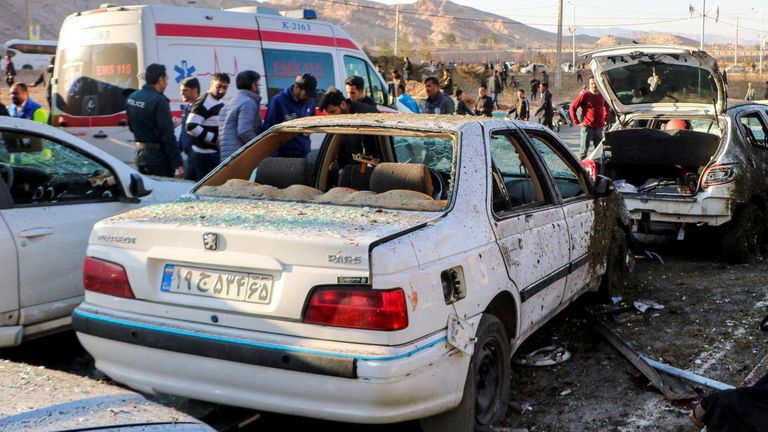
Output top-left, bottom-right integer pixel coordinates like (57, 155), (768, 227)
(310, 0), (694, 29)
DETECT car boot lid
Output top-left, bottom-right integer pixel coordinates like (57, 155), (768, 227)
(582, 45), (725, 118)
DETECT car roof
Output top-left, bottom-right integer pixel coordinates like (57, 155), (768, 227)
(275, 113), (533, 133)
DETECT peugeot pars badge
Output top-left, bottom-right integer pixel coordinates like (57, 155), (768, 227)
(203, 232), (219, 251)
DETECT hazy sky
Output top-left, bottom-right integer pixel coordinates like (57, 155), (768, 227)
(371, 0), (768, 42)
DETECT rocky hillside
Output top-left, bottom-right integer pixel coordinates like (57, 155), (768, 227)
(3, 0), (698, 55)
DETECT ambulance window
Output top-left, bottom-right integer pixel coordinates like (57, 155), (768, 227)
(343, 56), (387, 105)
(262, 49), (335, 104)
(54, 43), (139, 116)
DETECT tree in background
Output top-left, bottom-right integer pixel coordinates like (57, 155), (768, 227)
(378, 39), (394, 57)
(419, 41), (431, 63)
(442, 33), (457, 48)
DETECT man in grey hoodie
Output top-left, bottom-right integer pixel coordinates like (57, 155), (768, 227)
(219, 70), (262, 160)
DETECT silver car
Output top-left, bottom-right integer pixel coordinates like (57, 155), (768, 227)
(584, 45), (768, 263)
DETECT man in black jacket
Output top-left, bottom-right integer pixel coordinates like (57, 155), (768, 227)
(535, 82), (554, 130)
(454, 89), (474, 116)
(344, 75), (376, 106)
(474, 87), (493, 117)
(126, 64), (184, 178)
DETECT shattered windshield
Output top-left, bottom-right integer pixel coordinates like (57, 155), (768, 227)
(196, 129), (456, 212)
(604, 62), (718, 106)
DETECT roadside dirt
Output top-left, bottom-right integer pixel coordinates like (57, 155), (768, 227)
(505, 241), (768, 431)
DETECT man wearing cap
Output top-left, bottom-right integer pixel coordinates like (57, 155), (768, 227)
(263, 73), (317, 158)
(126, 64), (184, 178)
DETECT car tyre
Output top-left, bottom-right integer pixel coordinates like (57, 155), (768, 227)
(721, 204), (764, 264)
(420, 314), (510, 432)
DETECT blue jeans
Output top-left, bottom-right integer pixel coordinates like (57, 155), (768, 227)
(186, 150), (220, 181)
(579, 126), (603, 159)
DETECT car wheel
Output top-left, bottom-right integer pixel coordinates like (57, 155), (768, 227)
(721, 204), (764, 264)
(420, 314), (510, 432)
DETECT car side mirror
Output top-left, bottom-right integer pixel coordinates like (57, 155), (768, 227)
(594, 175), (614, 197)
(129, 173), (151, 198)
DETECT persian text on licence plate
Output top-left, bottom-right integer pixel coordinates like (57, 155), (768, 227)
(161, 264), (273, 304)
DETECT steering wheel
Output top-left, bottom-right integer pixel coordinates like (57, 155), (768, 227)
(428, 168), (446, 200)
(0, 162), (13, 190)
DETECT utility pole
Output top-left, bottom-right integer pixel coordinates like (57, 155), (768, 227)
(571, 0), (576, 69)
(700, 0), (706, 50)
(734, 16), (738, 65)
(555, 0), (563, 90)
(26, 0), (32, 39)
(759, 10), (765, 77)
(394, 6), (400, 57)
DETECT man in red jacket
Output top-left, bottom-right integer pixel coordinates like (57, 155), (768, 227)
(570, 77), (612, 159)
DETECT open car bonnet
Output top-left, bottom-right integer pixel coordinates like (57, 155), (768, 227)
(582, 45), (725, 118)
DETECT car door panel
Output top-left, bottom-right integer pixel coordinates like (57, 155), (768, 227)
(4, 202), (131, 320)
(0, 211), (19, 321)
(486, 129), (569, 335)
(524, 129), (598, 301)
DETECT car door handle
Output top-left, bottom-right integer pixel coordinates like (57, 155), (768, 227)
(18, 227), (55, 238)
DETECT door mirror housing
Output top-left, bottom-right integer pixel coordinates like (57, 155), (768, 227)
(129, 173), (151, 198)
(594, 175), (615, 197)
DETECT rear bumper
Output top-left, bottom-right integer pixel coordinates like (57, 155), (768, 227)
(624, 195), (733, 227)
(73, 305), (471, 423)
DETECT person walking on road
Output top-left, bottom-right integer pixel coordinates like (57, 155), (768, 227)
(4, 55), (16, 87)
(263, 73), (317, 158)
(8, 83), (48, 123)
(488, 70), (503, 110)
(745, 83), (756, 101)
(185, 72), (229, 181)
(403, 57), (412, 81)
(422, 76), (455, 114)
(508, 88), (529, 120)
(570, 77), (611, 160)
(220, 70), (263, 161)
(125, 63), (184, 178)
(474, 86), (493, 117)
(440, 69), (454, 98)
(535, 82), (554, 130)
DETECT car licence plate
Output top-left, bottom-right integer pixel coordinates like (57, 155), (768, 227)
(161, 264), (273, 304)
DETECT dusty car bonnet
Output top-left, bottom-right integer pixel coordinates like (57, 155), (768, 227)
(582, 45), (725, 118)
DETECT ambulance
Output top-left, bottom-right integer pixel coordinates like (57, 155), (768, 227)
(52, 4), (393, 164)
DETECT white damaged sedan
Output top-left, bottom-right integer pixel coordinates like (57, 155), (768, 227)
(0, 117), (190, 347)
(74, 115), (630, 429)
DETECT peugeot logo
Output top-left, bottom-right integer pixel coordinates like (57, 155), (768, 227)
(203, 232), (219, 251)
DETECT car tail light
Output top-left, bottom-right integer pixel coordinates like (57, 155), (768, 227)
(581, 158), (597, 182)
(83, 257), (135, 298)
(303, 287), (408, 331)
(702, 163), (737, 188)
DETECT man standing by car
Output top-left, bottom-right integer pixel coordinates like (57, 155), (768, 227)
(184, 72), (229, 181)
(507, 88), (529, 120)
(396, 83), (420, 113)
(220, 70), (262, 161)
(319, 88), (378, 115)
(423, 76), (455, 114)
(177, 77), (200, 172)
(475, 86), (494, 117)
(570, 77), (611, 160)
(263, 73), (317, 158)
(535, 82), (554, 130)
(439, 69), (454, 98)
(4, 55), (15, 87)
(8, 83), (48, 123)
(345, 76), (375, 107)
(126, 63), (184, 178)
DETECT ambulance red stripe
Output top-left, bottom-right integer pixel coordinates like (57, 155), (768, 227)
(154, 24), (358, 49)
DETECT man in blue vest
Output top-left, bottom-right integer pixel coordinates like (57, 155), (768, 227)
(8, 83), (48, 123)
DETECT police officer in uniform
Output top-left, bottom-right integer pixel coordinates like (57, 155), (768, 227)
(126, 64), (184, 178)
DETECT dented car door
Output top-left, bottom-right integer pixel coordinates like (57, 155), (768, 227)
(487, 129), (570, 333)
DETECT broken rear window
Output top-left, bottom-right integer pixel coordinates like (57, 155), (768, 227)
(196, 129), (456, 212)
